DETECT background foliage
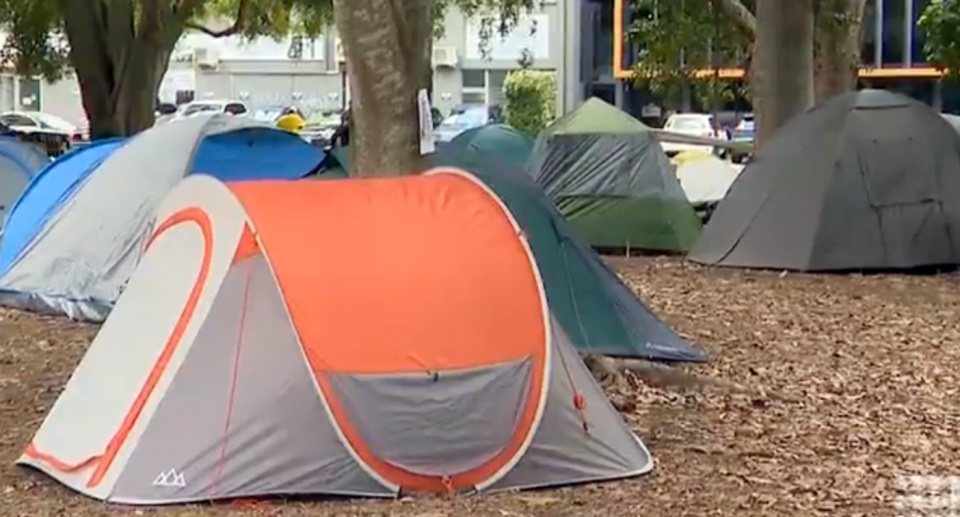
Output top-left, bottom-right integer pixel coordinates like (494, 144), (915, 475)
(0, 0), (544, 80)
(919, 0), (960, 80)
(627, 0), (752, 109)
(503, 69), (555, 134)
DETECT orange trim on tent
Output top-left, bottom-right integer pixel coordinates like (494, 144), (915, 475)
(226, 174), (548, 491)
(22, 443), (101, 473)
(231, 224), (260, 264)
(86, 207), (215, 488)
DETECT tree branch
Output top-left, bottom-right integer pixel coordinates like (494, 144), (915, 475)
(712, 0), (757, 35)
(179, 0), (249, 37)
(184, 20), (240, 38)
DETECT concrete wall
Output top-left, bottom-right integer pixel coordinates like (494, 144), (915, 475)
(432, 1), (560, 114)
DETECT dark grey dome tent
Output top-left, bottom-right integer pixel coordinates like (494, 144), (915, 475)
(690, 89), (960, 272)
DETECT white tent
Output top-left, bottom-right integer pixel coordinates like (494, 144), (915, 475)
(672, 151), (741, 206)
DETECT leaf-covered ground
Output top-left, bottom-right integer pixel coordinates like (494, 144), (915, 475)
(1, 256), (958, 516)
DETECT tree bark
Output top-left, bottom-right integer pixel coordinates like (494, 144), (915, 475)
(813, 0), (868, 102)
(755, 0), (815, 145)
(333, 0), (433, 177)
(63, 0), (180, 138)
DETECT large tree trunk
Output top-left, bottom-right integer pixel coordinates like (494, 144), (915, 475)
(63, 0), (177, 139)
(754, 0), (815, 145)
(813, 0), (868, 102)
(333, 0), (434, 177)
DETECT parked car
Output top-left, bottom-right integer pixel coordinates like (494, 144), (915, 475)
(251, 106), (288, 123)
(0, 111), (82, 157)
(729, 114), (755, 164)
(301, 111), (343, 148)
(172, 100), (249, 121)
(435, 104), (504, 142)
(660, 113), (728, 155)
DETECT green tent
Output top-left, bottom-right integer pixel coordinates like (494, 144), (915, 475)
(527, 97), (701, 252)
(312, 143), (705, 361)
(449, 124), (534, 169)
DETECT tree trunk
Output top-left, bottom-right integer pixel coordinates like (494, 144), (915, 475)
(754, 0), (815, 145)
(63, 0), (176, 139)
(813, 0), (868, 102)
(333, 0), (434, 177)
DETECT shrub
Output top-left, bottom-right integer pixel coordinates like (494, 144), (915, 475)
(503, 70), (557, 135)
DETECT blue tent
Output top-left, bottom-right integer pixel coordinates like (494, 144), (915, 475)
(0, 115), (325, 321)
(0, 138), (126, 271)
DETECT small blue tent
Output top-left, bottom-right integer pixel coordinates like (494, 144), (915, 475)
(0, 114), (325, 321)
(0, 136), (50, 224)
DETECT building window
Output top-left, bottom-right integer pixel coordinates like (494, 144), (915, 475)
(462, 91), (486, 104)
(862, 0), (879, 67)
(911, 0), (932, 65)
(461, 70), (485, 89)
(594, 0), (613, 79)
(460, 69), (553, 107)
(881, 0), (906, 66)
(487, 70), (508, 104)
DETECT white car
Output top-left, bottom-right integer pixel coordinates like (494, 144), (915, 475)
(0, 111), (83, 141)
(660, 113), (728, 155)
(172, 100), (249, 121)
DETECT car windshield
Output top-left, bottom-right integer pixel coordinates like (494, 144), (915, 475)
(252, 108), (284, 122)
(440, 107), (486, 129)
(669, 117), (708, 131)
(181, 103), (222, 117)
(32, 113), (75, 131)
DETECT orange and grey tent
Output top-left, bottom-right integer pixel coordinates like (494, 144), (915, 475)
(19, 170), (653, 504)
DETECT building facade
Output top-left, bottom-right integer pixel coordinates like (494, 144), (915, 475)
(26, 4), (564, 125)
(167, 3), (563, 117)
(580, 0), (958, 120)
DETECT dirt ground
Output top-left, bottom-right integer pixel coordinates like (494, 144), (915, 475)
(1, 256), (959, 517)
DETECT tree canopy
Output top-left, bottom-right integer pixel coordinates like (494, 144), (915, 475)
(0, 0), (541, 139)
(627, 0), (753, 110)
(919, 0), (960, 78)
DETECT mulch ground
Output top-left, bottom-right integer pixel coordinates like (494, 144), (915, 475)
(1, 256), (958, 516)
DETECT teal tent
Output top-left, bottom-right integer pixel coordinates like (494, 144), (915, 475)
(449, 124), (534, 169)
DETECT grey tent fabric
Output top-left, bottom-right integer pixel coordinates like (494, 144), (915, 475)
(0, 136), (48, 174)
(0, 137), (46, 226)
(0, 155), (30, 224)
(526, 98), (701, 251)
(0, 114), (323, 321)
(690, 89), (960, 272)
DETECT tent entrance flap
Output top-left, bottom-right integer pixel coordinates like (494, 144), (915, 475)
(325, 358), (532, 477)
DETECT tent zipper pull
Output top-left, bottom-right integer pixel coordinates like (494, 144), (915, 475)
(573, 391), (589, 433)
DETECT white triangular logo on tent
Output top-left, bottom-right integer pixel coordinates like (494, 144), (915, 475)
(152, 468), (186, 488)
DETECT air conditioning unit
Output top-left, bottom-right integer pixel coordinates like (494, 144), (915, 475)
(432, 46), (458, 68)
(193, 47), (220, 69)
